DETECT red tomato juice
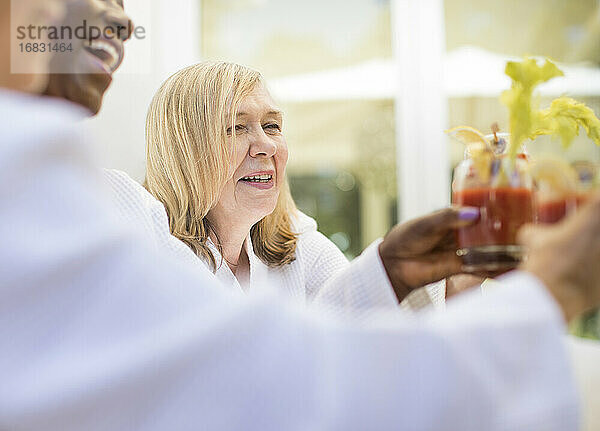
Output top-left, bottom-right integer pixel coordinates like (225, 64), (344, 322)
(536, 199), (572, 224)
(453, 187), (534, 248)
(536, 193), (591, 224)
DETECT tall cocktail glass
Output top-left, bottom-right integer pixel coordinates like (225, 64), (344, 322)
(534, 160), (598, 224)
(453, 135), (534, 272)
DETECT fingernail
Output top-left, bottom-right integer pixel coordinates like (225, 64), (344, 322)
(459, 207), (479, 221)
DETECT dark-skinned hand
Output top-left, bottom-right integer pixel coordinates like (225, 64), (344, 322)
(378, 206), (479, 302)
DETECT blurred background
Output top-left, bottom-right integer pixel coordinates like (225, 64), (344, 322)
(91, 0), (600, 336)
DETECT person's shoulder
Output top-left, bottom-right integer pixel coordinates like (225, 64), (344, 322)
(0, 91), (92, 167)
(0, 89), (86, 154)
(290, 210), (318, 235)
(291, 210), (332, 249)
(103, 168), (144, 192)
(285, 210), (349, 297)
(291, 210), (348, 263)
(103, 169), (164, 210)
(0, 90), (87, 138)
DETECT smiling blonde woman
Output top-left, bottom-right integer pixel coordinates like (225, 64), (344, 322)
(143, 61), (349, 297)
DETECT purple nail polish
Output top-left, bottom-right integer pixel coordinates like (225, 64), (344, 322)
(459, 207), (479, 221)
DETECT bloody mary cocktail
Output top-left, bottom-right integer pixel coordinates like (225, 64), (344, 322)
(447, 58), (600, 276)
(452, 149), (533, 272)
(453, 187), (534, 270)
(533, 160), (597, 224)
(535, 197), (577, 224)
(535, 193), (593, 223)
(454, 187), (534, 246)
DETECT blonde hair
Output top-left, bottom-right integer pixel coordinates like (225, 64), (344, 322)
(145, 61), (298, 271)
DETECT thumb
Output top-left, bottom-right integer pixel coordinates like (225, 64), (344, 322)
(382, 206), (481, 258)
(426, 206), (480, 234)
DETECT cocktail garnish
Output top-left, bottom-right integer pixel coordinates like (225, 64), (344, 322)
(445, 126), (489, 147)
(491, 122), (500, 143)
(531, 97), (600, 148)
(502, 57), (600, 159)
(501, 58), (563, 160)
(489, 122), (507, 154)
(446, 126), (493, 182)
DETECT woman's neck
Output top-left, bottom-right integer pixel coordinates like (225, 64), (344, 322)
(209, 221), (252, 276)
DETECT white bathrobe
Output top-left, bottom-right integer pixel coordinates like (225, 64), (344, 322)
(0, 90), (580, 430)
(103, 168), (444, 309)
(104, 168), (348, 299)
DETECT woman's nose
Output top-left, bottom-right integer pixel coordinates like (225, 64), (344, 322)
(249, 132), (277, 158)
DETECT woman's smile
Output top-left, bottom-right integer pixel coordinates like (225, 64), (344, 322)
(238, 170), (275, 190)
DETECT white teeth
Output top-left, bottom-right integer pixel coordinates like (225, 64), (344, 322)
(241, 174), (273, 183)
(88, 40), (119, 70)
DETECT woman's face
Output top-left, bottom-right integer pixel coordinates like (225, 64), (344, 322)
(208, 83), (289, 232)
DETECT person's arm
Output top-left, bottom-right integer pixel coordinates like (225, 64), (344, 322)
(0, 94), (581, 430)
(313, 208), (480, 314)
(313, 239), (401, 313)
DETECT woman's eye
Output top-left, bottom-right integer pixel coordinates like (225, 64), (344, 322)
(226, 125), (246, 135)
(264, 123), (281, 132)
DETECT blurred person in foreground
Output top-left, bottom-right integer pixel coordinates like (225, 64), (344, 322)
(2, 2), (600, 430)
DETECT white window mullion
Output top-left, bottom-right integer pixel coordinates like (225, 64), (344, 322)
(391, 0), (449, 221)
